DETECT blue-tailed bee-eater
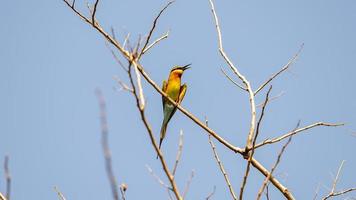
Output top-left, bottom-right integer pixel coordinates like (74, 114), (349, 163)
(158, 64), (191, 154)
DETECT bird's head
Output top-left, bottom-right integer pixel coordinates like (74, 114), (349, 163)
(170, 64), (191, 77)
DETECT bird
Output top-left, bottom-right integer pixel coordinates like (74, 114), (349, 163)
(158, 64), (191, 157)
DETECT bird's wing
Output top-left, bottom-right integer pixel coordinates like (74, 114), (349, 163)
(161, 80), (167, 109)
(162, 83), (187, 127)
(177, 84), (187, 104)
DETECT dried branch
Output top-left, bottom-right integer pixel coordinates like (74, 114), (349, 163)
(252, 122), (344, 150)
(208, 135), (237, 200)
(208, 0), (256, 151)
(4, 156), (10, 200)
(322, 188), (356, 200)
(0, 193), (6, 200)
(205, 186), (216, 200)
(113, 76), (133, 93)
(220, 68), (247, 91)
(322, 160), (356, 200)
(91, 0), (100, 25)
(146, 164), (170, 188)
(142, 30), (169, 55)
(254, 44), (304, 95)
(54, 186), (67, 200)
(239, 86), (272, 200)
(139, 1), (174, 58)
(132, 63), (145, 110)
(172, 130), (184, 176)
(256, 91), (285, 108)
(105, 42), (128, 72)
(182, 170), (195, 199)
(256, 122), (296, 200)
(95, 89), (120, 200)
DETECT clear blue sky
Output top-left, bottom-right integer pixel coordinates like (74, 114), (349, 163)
(1, 0), (356, 199)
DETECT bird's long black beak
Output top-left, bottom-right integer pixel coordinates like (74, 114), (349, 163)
(182, 64), (191, 71)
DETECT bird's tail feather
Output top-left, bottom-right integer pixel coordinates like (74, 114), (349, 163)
(156, 123), (167, 159)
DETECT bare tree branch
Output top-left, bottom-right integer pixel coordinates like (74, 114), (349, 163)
(142, 30), (169, 55)
(322, 188), (356, 200)
(146, 164), (170, 188)
(322, 160), (356, 200)
(205, 186), (216, 200)
(220, 68), (247, 91)
(254, 44), (304, 95)
(172, 130), (184, 176)
(95, 89), (120, 200)
(239, 86), (272, 200)
(182, 170), (195, 199)
(205, 117), (237, 200)
(208, 0), (256, 152)
(256, 122), (297, 200)
(4, 156), (10, 200)
(139, 1), (174, 58)
(54, 186), (67, 200)
(252, 122), (344, 150)
(256, 91), (285, 108)
(91, 0), (100, 25)
(208, 135), (237, 200)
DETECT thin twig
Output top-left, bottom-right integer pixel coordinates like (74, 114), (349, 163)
(220, 68), (247, 91)
(252, 122), (344, 150)
(4, 156), (10, 200)
(239, 86), (272, 200)
(322, 188), (356, 200)
(208, 135), (237, 200)
(105, 42), (128, 72)
(142, 30), (169, 55)
(312, 183), (321, 200)
(265, 183), (270, 200)
(254, 44), (304, 95)
(122, 33), (130, 50)
(146, 165), (170, 188)
(91, 0), (100, 25)
(182, 170), (195, 199)
(206, 186), (216, 200)
(256, 91), (285, 108)
(172, 130), (184, 176)
(113, 76), (133, 93)
(139, 1), (174, 58)
(208, 0), (256, 151)
(205, 117), (237, 200)
(54, 187), (67, 200)
(321, 160), (356, 200)
(95, 89), (120, 200)
(256, 122), (298, 200)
